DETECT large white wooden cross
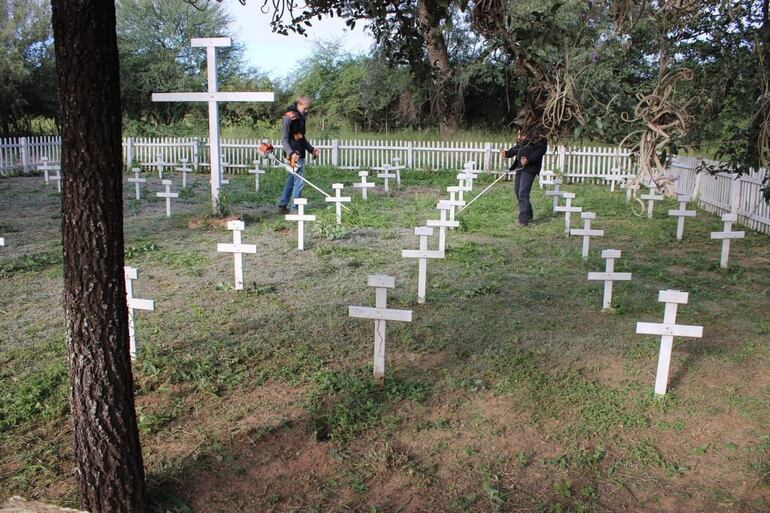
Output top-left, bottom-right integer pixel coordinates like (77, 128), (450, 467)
(641, 186), (664, 219)
(354, 171), (375, 200)
(710, 213), (745, 268)
(286, 198), (316, 250)
(325, 183), (351, 224)
(426, 201), (458, 254)
(217, 220), (257, 290)
(348, 274), (413, 387)
(668, 193), (696, 241)
(587, 249), (632, 310)
(636, 289), (703, 395)
(152, 38), (274, 210)
(401, 226), (444, 304)
(125, 266), (155, 360)
(554, 192), (581, 234)
(156, 179), (178, 217)
(570, 212), (604, 260)
(127, 167), (145, 200)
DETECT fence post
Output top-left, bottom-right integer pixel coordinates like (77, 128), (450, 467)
(20, 137), (30, 173)
(558, 145), (566, 174)
(193, 139), (200, 171)
(125, 137), (133, 169)
(729, 173), (741, 214)
(331, 139), (340, 167)
(407, 141), (414, 169)
(483, 142), (492, 171)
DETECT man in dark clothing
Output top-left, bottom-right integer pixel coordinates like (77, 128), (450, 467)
(278, 95), (320, 213)
(500, 133), (548, 226)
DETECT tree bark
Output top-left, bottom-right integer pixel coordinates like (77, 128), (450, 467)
(50, 2), (146, 512)
(416, 0), (462, 137)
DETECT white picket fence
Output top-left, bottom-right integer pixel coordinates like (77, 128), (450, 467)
(2, 135), (768, 234)
(670, 156), (770, 235)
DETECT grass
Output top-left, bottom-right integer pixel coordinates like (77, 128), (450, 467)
(0, 167), (769, 512)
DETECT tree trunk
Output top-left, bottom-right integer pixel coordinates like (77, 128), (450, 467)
(50, 2), (146, 512)
(416, 0), (462, 137)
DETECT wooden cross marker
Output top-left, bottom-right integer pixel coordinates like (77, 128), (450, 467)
(636, 289), (703, 395)
(175, 158), (193, 188)
(348, 274), (413, 387)
(286, 198), (316, 250)
(156, 179), (178, 217)
(124, 266), (155, 360)
(554, 191), (581, 234)
(354, 171), (376, 200)
(216, 220), (257, 290)
(401, 226), (444, 304)
(455, 173), (472, 202)
(249, 160), (266, 191)
(377, 168), (397, 193)
(49, 167), (62, 194)
(38, 157), (58, 185)
(710, 213), (745, 268)
(539, 169), (556, 188)
(391, 158), (405, 184)
(587, 249), (632, 310)
(544, 179), (563, 211)
(605, 168), (626, 192)
(446, 186), (466, 228)
(668, 194), (696, 241)
(462, 166), (479, 190)
(325, 183), (351, 225)
(152, 37), (274, 211)
(374, 163), (401, 186)
(127, 167), (146, 200)
(640, 186), (664, 219)
(570, 212), (604, 259)
(426, 200), (458, 254)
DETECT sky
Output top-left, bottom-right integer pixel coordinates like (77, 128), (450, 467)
(224, 2), (375, 80)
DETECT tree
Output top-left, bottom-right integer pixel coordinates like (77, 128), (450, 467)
(50, 1), (146, 512)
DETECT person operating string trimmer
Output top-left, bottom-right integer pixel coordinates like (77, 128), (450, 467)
(278, 95), (321, 214)
(499, 131), (548, 227)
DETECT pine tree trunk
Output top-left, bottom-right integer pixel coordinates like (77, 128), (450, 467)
(50, 2), (146, 512)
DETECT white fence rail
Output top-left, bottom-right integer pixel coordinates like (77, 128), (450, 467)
(670, 156), (770, 235)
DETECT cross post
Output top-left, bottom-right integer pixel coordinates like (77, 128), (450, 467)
(217, 220), (257, 290)
(587, 249), (632, 309)
(570, 212), (604, 259)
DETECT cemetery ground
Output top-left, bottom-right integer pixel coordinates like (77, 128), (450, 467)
(1, 167), (769, 513)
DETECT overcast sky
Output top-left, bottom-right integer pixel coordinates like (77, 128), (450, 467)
(224, 2), (375, 80)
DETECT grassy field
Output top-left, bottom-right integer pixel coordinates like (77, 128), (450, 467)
(1, 165), (769, 513)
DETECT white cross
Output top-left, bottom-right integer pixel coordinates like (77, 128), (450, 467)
(348, 274), (413, 387)
(286, 198), (316, 250)
(127, 167), (146, 200)
(249, 160), (266, 191)
(570, 212), (604, 259)
(401, 226), (444, 304)
(156, 179), (178, 217)
(544, 179), (563, 211)
(539, 169), (556, 188)
(587, 249), (632, 310)
(216, 220), (257, 290)
(125, 266), (155, 361)
(152, 37), (274, 211)
(38, 157), (58, 185)
(605, 168), (625, 192)
(636, 289), (703, 395)
(640, 186), (664, 219)
(377, 168), (397, 193)
(49, 167), (62, 194)
(152, 153), (168, 179)
(554, 192), (581, 234)
(462, 167), (479, 190)
(374, 163), (401, 186)
(426, 201), (458, 254)
(354, 171), (376, 200)
(446, 186), (466, 228)
(175, 158), (192, 188)
(710, 213), (745, 268)
(325, 183), (351, 225)
(455, 173), (472, 202)
(668, 194), (696, 241)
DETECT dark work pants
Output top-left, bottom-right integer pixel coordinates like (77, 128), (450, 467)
(515, 170), (537, 224)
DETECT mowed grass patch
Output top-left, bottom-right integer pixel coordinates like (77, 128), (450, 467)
(0, 172), (768, 512)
